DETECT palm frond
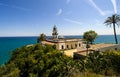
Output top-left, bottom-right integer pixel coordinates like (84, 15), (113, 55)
(104, 18), (112, 26)
(115, 15), (120, 24)
(116, 23), (119, 28)
(104, 14), (120, 27)
(116, 22), (120, 27)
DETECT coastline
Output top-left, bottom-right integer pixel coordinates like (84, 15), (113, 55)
(0, 35), (120, 66)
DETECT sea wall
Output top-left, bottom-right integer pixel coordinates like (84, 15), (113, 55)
(98, 44), (120, 51)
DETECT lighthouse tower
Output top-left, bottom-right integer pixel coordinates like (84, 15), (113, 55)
(52, 25), (58, 40)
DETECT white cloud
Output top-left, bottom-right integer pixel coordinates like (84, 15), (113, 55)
(111, 0), (117, 13)
(0, 3), (8, 6)
(88, 0), (106, 16)
(66, 0), (71, 4)
(64, 18), (82, 25)
(104, 10), (113, 15)
(11, 5), (30, 11)
(56, 9), (63, 15)
(0, 2), (30, 11)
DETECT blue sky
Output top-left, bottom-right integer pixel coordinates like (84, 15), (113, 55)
(0, 0), (120, 36)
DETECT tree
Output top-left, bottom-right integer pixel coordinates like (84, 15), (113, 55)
(37, 33), (46, 43)
(0, 44), (81, 77)
(104, 14), (120, 44)
(83, 30), (98, 44)
(86, 51), (105, 74)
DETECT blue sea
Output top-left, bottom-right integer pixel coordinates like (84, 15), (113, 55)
(0, 37), (37, 66)
(0, 35), (120, 66)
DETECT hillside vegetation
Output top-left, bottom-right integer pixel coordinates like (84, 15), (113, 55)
(0, 44), (120, 77)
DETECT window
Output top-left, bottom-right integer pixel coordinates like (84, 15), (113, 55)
(75, 44), (77, 47)
(71, 45), (73, 49)
(67, 45), (69, 49)
(79, 43), (81, 47)
(61, 45), (64, 49)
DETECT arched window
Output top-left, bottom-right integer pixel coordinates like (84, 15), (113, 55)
(61, 45), (64, 49)
(79, 43), (81, 47)
(67, 45), (69, 49)
(75, 44), (77, 47)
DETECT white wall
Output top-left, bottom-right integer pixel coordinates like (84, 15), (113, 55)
(58, 42), (66, 50)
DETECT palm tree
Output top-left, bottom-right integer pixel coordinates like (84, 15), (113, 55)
(104, 14), (120, 44)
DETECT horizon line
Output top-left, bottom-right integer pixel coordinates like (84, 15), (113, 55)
(0, 34), (120, 37)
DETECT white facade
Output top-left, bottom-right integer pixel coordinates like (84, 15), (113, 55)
(58, 42), (66, 50)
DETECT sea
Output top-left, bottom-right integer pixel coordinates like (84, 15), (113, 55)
(0, 35), (120, 66)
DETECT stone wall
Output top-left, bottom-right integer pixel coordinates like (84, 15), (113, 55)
(97, 44), (120, 51)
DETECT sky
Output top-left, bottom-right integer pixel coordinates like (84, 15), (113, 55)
(0, 0), (120, 36)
